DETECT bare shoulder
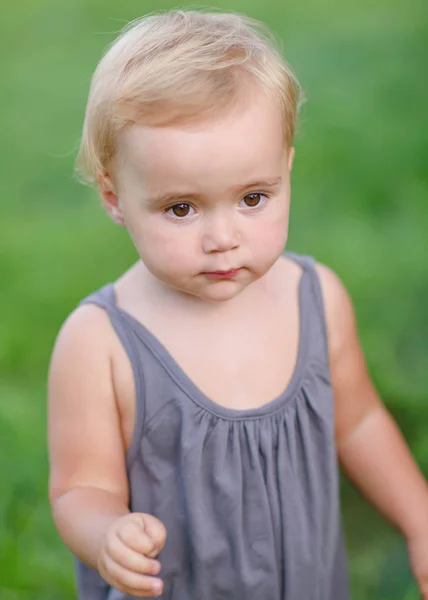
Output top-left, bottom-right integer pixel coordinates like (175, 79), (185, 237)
(313, 262), (382, 443)
(314, 262), (354, 317)
(48, 303), (129, 506)
(51, 302), (116, 359)
(48, 303), (121, 398)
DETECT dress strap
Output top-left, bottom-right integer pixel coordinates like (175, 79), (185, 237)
(79, 283), (116, 311)
(79, 283), (146, 471)
(285, 252), (330, 368)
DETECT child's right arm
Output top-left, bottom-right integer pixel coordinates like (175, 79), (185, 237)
(48, 305), (166, 597)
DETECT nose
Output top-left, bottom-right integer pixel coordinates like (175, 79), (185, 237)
(202, 211), (240, 254)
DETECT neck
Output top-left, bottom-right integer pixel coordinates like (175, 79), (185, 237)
(134, 260), (278, 318)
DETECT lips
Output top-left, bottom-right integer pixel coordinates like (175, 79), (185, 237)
(202, 268), (241, 280)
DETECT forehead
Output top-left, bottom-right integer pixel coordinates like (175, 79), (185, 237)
(115, 91), (287, 192)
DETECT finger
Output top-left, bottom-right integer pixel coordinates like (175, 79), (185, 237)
(106, 536), (161, 576)
(101, 552), (163, 597)
(141, 514), (167, 554)
(118, 520), (158, 557)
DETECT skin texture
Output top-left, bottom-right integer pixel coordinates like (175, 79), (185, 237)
(49, 88), (428, 598)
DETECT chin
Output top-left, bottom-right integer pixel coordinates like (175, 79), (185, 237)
(197, 283), (248, 303)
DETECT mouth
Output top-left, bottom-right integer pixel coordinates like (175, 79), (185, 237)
(202, 268), (241, 280)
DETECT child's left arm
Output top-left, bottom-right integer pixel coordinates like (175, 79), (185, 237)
(317, 263), (428, 599)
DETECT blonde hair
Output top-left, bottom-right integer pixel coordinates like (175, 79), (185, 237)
(76, 9), (303, 185)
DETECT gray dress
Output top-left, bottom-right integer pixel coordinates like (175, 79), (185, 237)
(75, 253), (350, 599)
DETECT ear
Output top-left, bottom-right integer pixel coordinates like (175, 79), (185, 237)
(97, 173), (126, 227)
(287, 147), (295, 172)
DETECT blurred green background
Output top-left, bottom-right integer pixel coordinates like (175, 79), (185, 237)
(1, 0), (427, 598)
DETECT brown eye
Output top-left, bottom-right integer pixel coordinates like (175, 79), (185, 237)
(242, 193), (263, 208)
(171, 203), (191, 217)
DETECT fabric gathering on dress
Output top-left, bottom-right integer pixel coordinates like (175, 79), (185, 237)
(75, 253), (350, 600)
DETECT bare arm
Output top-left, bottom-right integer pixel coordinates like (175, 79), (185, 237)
(48, 305), (131, 567)
(48, 305), (166, 597)
(317, 264), (428, 540)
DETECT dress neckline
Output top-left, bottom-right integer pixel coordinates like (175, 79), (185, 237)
(107, 260), (311, 421)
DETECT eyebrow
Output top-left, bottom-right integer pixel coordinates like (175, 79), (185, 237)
(144, 177), (283, 207)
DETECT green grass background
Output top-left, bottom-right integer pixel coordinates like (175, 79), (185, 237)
(0, 0), (427, 598)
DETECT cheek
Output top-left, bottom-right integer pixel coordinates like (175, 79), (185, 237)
(129, 217), (197, 267)
(251, 201), (289, 247)
(256, 221), (289, 255)
(272, 195), (290, 238)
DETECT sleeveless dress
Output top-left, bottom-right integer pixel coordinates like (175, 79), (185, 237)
(75, 253), (350, 600)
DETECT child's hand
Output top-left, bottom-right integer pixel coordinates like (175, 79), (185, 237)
(97, 512), (167, 597)
(408, 535), (428, 599)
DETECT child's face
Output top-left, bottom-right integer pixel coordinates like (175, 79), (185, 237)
(105, 88), (294, 303)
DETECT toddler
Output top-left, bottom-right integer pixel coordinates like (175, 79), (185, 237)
(48, 9), (428, 599)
